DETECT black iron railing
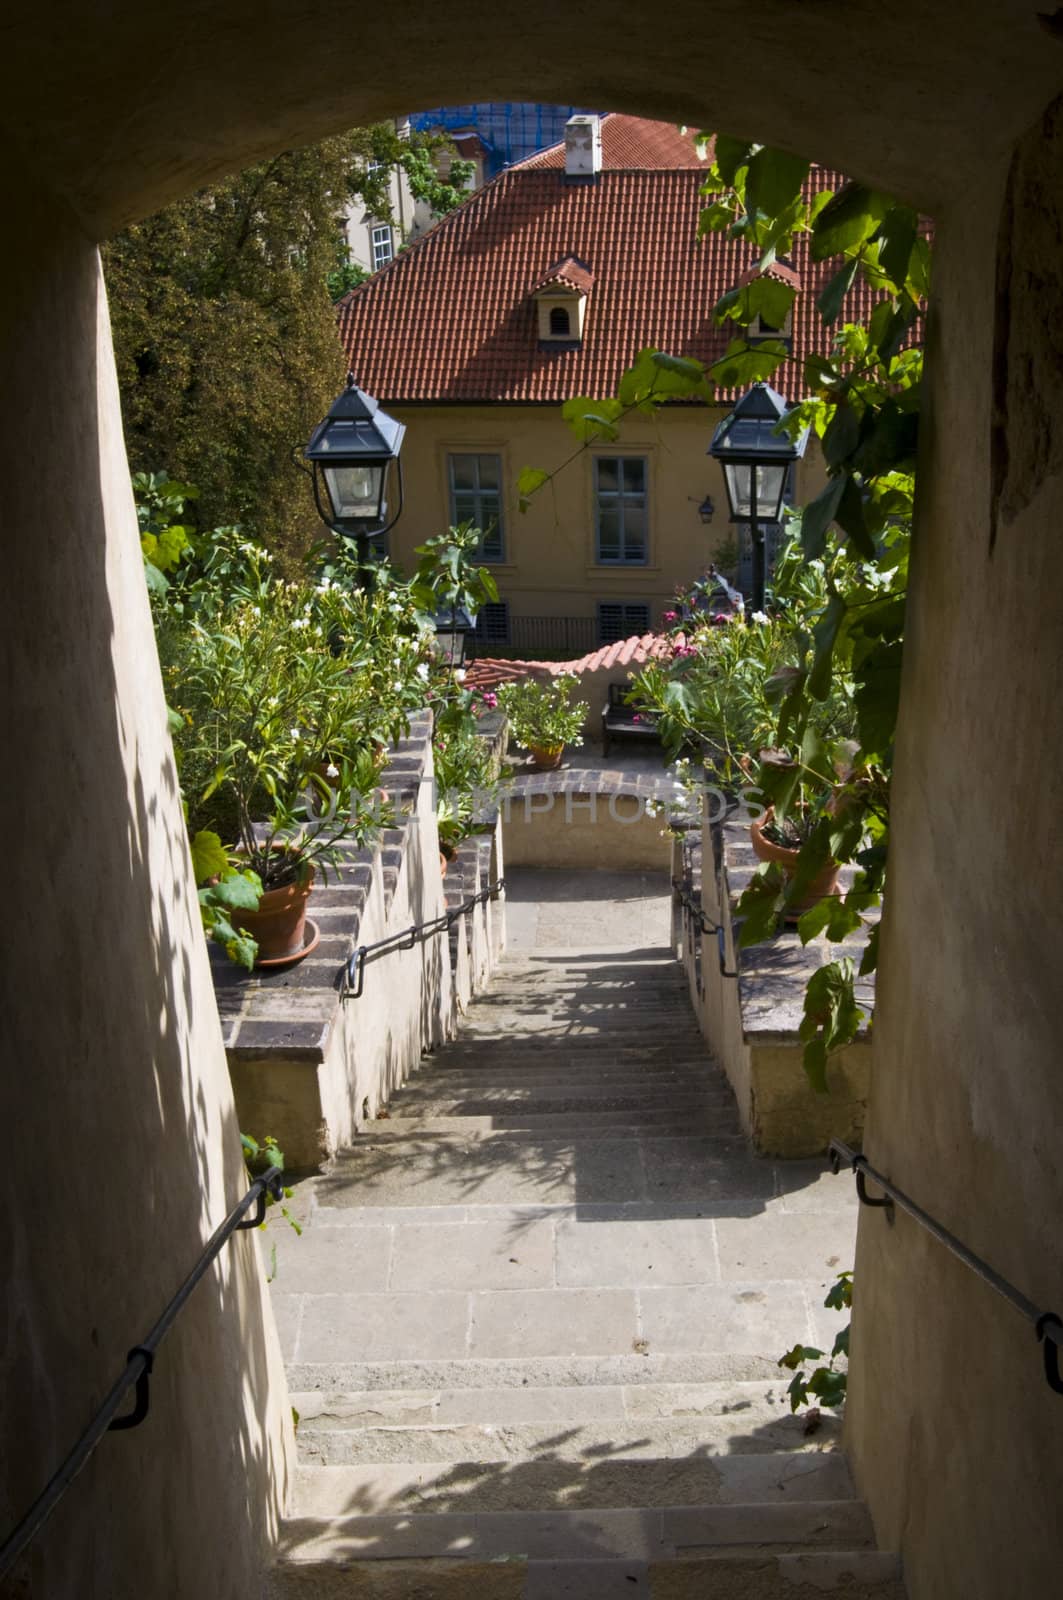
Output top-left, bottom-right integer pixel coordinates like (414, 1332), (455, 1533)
(343, 877), (505, 1000)
(670, 876), (743, 980)
(0, 1166), (286, 1579)
(829, 1139), (1063, 1395)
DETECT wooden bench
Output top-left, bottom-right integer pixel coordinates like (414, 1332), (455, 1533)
(602, 682), (659, 757)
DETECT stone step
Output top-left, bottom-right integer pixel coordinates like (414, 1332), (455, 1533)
(353, 1118), (741, 1144)
(388, 1079), (733, 1109)
(291, 1394), (846, 1471)
(285, 1351), (807, 1395)
(363, 1108), (740, 1137)
(312, 1137), (773, 1208)
(289, 1457), (860, 1517)
(288, 1378), (832, 1448)
(274, 1495), (875, 1562)
(413, 1050), (719, 1074)
(453, 1021), (707, 1042)
(266, 1550), (904, 1599)
(380, 1091), (737, 1119)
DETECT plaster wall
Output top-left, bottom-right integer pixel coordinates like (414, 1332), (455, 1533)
(387, 404), (826, 630)
(502, 789), (671, 870)
(845, 106), (1063, 1597)
(0, 165), (294, 1596)
(675, 836), (871, 1157)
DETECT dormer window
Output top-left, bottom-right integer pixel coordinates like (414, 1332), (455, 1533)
(531, 255), (593, 346)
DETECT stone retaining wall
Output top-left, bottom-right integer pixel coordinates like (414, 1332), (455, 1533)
(672, 816), (874, 1157)
(213, 711), (504, 1170)
(499, 765), (681, 871)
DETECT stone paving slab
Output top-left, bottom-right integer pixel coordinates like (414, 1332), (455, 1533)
(296, 1292), (472, 1364)
(470, 1287), (639, 1358)
(388, 1219), (556, 1292)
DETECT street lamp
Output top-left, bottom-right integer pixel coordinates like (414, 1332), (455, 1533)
(432, 604), (475, 669)
(304, 373), (406, 583)
(708, 382), (808, 612)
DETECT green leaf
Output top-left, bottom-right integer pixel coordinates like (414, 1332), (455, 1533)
(778, 1343), (824, 1371)
(854, 639), (904, 756)
(810, 183), (888, 260)
(816, 258), (858, 324)
(714, 277), (796, 330)
(707, 337), (789, 389)
(798, 959), (865, 1092)
(714, 135), (755, 186)
(561, 395), (623, 442)
(517, 466), (550, 512)
(858, 921), (880, 977)
(190, 829), (229, 883)
(850, 403), (919, 477)
(209, 872), (262, 912)
(744, 148), (810, 219)
(822, 403), (860, 468)
(736, 865), (787, 946)
(835, 476), (877, 560)
(143, 558), (169, 595)
(800, 476), (845, 560)
(808, 592), (847, 700)
(875, 205), (919, 289)
(796, 893), (863, 945)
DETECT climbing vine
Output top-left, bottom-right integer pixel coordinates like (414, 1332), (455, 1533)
(520, 136), (928, 1088)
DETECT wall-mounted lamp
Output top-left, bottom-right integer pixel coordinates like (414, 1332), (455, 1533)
(689, 494), (715, 524)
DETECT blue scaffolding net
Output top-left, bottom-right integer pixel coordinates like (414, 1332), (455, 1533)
(409, 103), (600, 177)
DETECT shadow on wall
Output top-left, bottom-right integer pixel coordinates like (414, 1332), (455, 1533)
(0, 186), (288, 1598)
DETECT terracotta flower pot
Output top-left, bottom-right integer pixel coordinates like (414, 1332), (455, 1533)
(528, 742), (564, 770)
(750, 808), (840, 920)
(233, 863), (315, 962)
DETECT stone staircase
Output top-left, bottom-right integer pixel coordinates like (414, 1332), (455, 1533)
(265, 936), (903, 1597)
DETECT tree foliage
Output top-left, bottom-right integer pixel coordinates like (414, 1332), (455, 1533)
(106, 124), (471, 570)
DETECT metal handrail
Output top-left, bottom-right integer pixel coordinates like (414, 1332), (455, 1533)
(0, 1166), (286, 1579)
(670, 875), (720, 936)
(343, 876), (505, 999)
(829, 1139), (1063, 1395)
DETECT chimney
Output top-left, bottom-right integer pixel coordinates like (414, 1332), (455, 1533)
(564, 114), (602, 178)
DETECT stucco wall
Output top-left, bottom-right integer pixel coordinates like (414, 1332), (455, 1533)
(387, 404), (826, 632)
(845, 107), (1063, 1598)
(0, 166), (294, 1596)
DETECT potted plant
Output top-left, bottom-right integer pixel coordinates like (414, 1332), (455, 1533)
(495, 674), (589, 769)
(168, 578), (403, 965)
(746, 741), (865, 920)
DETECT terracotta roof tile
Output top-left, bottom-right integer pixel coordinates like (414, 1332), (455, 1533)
(466, 632), (672, 692)
(338, 120), (888, 407)
(532, 255), (595, 294)
(518, 113), (708, 171)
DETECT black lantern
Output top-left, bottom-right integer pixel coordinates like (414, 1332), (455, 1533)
(305, 374), (406, 570)
(708, 382), (808, 611)
(432, 605), (476, 670)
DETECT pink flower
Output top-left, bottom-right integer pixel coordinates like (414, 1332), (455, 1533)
(480, 691), (498, 709)
(632, 713), (643, 723)
(662, 609), (679, 624)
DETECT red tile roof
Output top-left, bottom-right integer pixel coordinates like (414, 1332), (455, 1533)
(518, 113), (709, 171)
(531, 256), (595, 295)
(466, 632), (673, 693)
(337, 118), (879, 406)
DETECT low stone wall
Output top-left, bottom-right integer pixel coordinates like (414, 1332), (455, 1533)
(500, 765), (679, 871)
(672, 817), (874, 1157)
(213, 711), (504, 1170)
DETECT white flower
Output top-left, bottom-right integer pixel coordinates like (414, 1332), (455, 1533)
(454, 668), (467, 682)
(290, 726), (301, 741)
(326, 763), (339, 778)
(751, 610), (770, 625)
(291, 617), (309, 631)
(251, 606), (261, 618)
(416, 662), (430, 681)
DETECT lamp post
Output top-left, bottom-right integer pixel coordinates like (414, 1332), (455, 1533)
(708, 382), (808, 613)
(304, 373), (406, 587)
(432, 604), (476, 670)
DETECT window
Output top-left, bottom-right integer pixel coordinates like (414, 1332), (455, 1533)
(549, 305), (571, 336)
(371, 224), (393, 270)
(597, 602), (651, 644)
(448, 453), (504, 560)
(474, 601), (510, 646)
(594, 457), (647, 564)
